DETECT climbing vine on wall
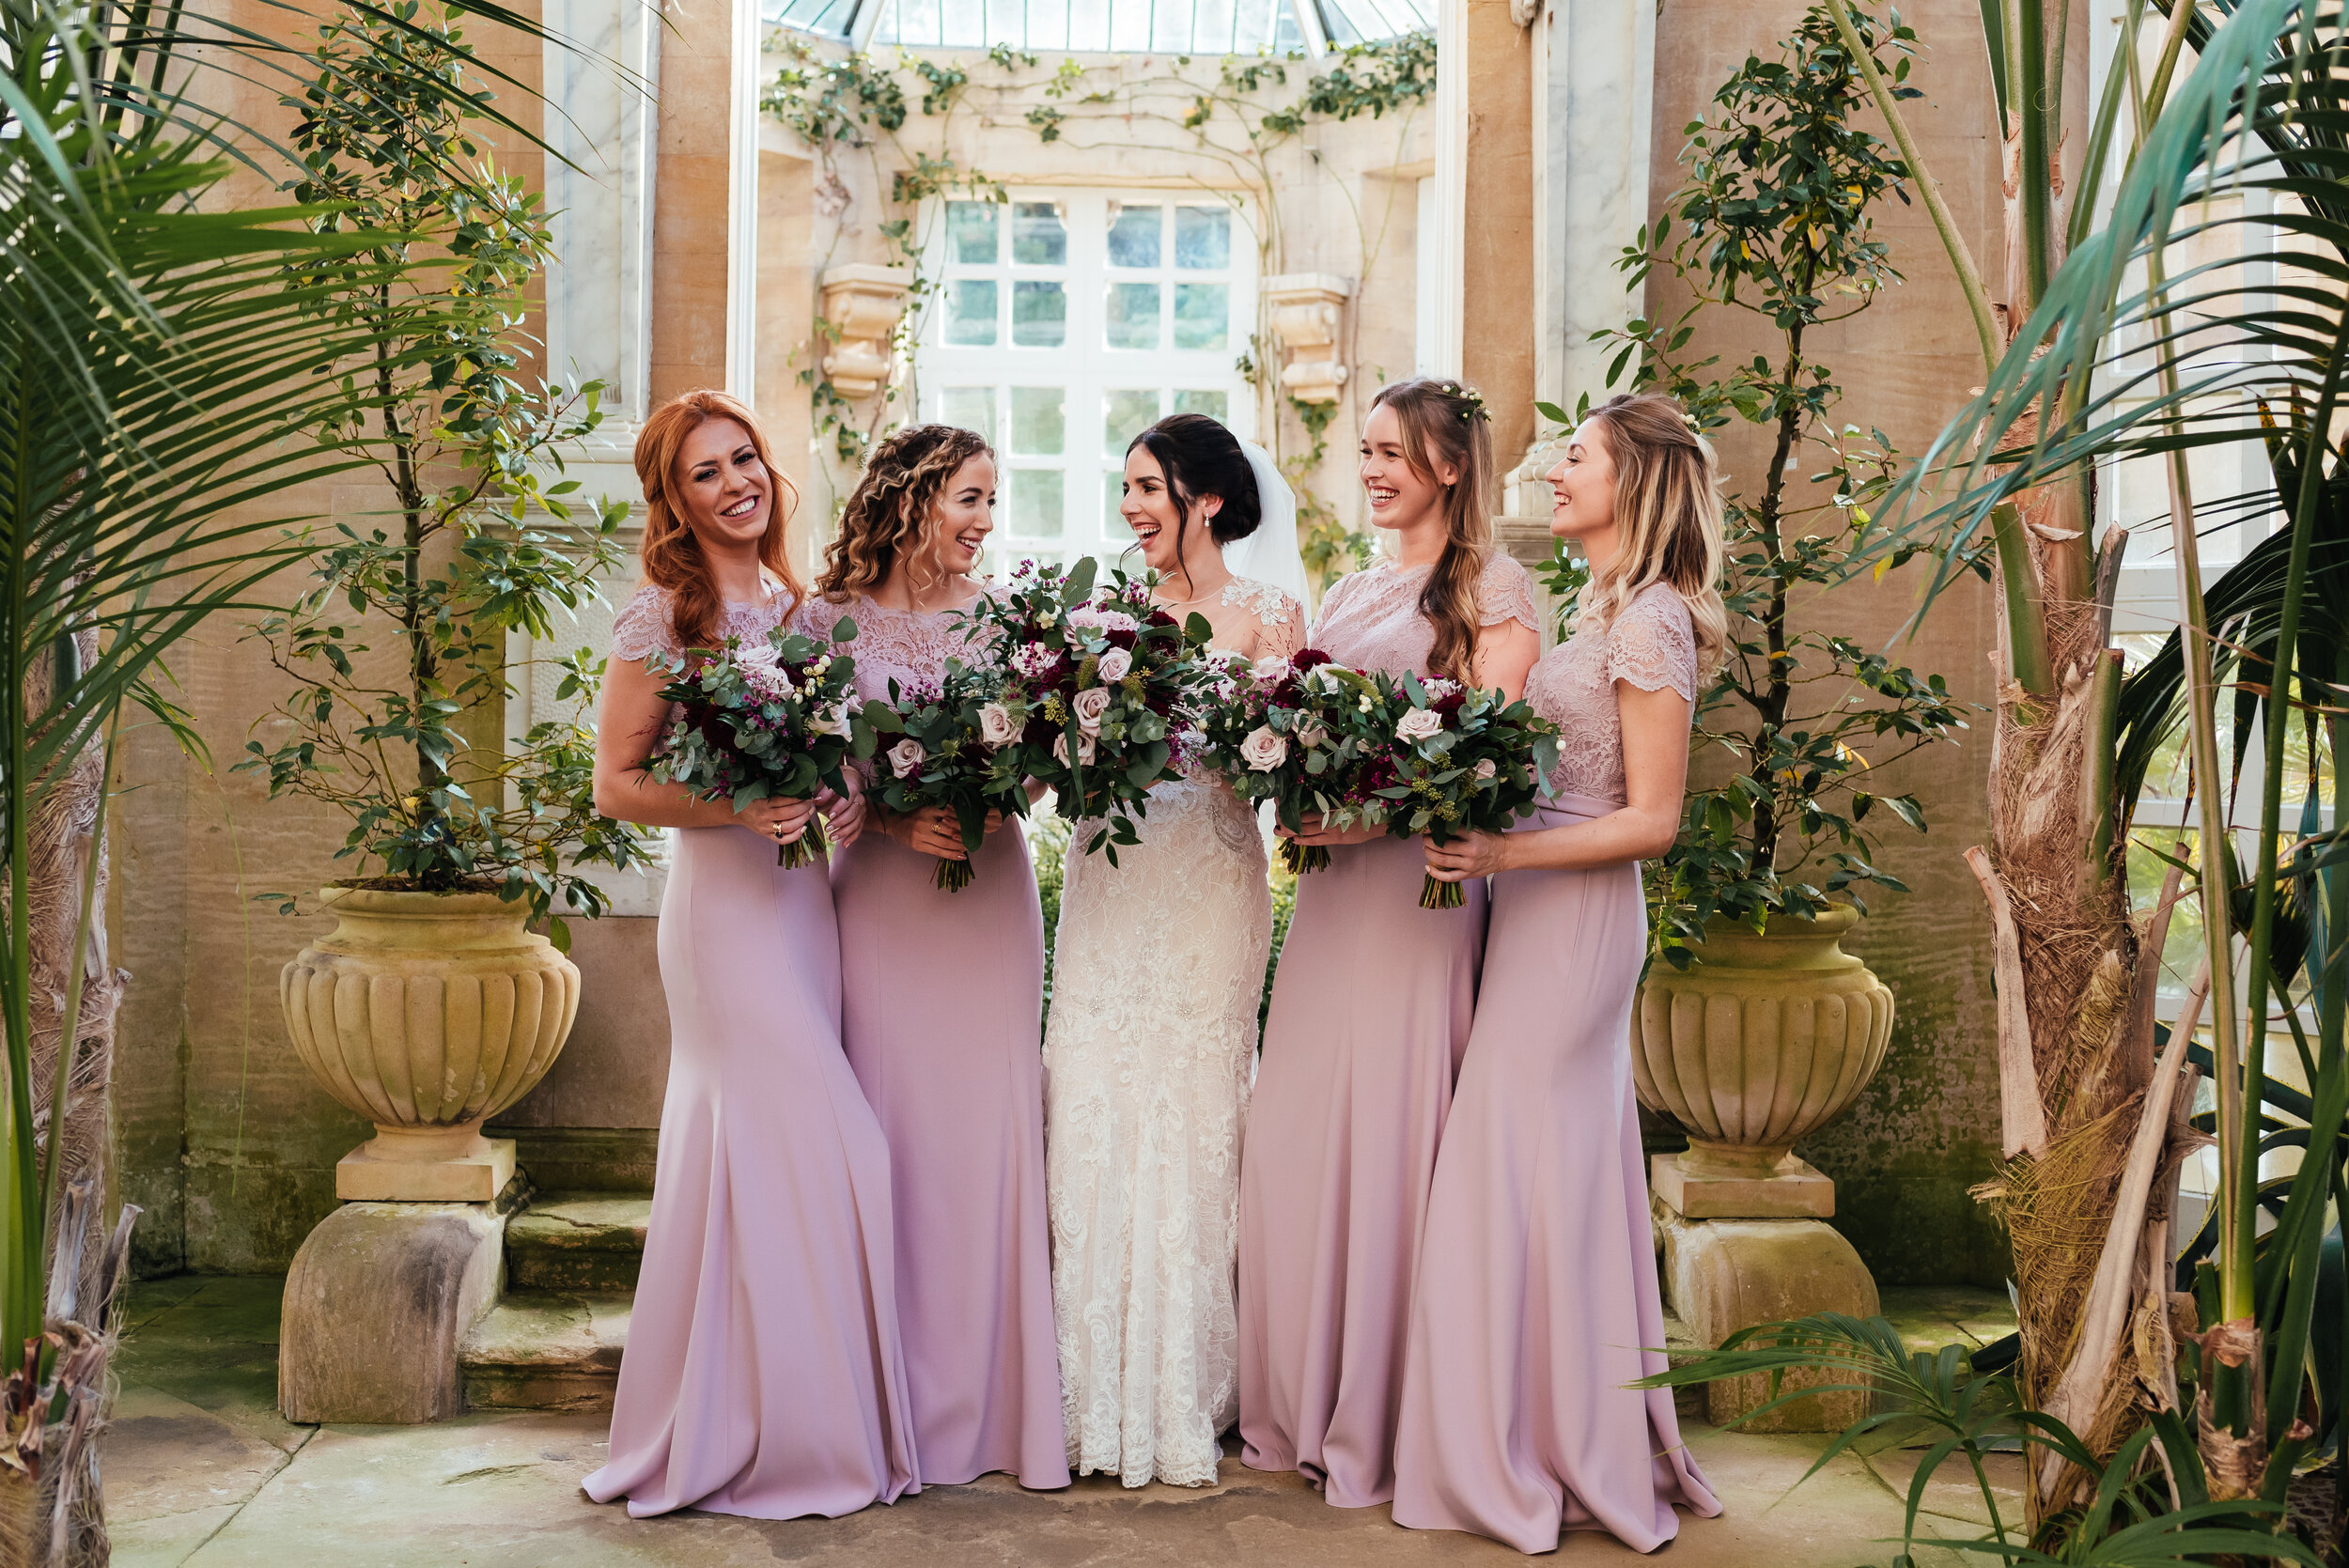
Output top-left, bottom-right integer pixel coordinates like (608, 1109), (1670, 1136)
(763, 29), (1433, 577)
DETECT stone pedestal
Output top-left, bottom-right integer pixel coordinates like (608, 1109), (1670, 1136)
(1655, 1168), (1877, 1434)
(280, 1190), (518, 1423)
(337, 1126), (517, 1203)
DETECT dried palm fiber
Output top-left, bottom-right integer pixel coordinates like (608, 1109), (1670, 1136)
(0, 627), (129, 1568)
(1975, 1095), (2140, 1403)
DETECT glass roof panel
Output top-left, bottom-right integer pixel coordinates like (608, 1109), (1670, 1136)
(771, 0), (1341, 52)
(1311, 0), (1434, 46)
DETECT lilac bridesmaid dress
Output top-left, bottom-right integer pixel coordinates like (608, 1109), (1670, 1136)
(1236, 552), (1540, 1509)
(1392, 582), (1719, 1553)
(584, 583), (918, 1520)
(808, 592), (1070, 1492)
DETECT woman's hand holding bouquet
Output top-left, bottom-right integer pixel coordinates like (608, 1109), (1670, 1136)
(960, 557), (1207, 865)
(641, 618), (868, 868)
(861, 661), (1034, 892)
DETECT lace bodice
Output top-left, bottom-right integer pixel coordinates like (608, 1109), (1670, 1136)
(791, 591), (992, 704)
(1307, 552), (1540, 679)
(1206, 577), (1305, 660)
(609, 581), (797, 664)
(1524, 582), (1699, 804)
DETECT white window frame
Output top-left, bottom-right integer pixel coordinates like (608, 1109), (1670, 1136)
(912, 188), (1258, 572)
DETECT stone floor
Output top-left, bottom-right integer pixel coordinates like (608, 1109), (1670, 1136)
(109, 1276), (2022, 1567)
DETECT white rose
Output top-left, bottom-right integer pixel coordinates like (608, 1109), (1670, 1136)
(977, 702), (1018, 748)
(1053, 730), (1098, 767)
(1071, 685), (1113, 737)
(886, 737), (926, 779)
(1473, 757), (1498, 780)
(1394, 707), (1445, 744)
(1295, 720), (1328, 750)
(1239, 725), (1290, 773)
(1096, 647), (1133, 683)
(1252, 655), (1291, 682)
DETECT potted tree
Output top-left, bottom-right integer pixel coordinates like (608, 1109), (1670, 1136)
(241, 7), (652, 1201)
(1568, 7), (1974, 1185)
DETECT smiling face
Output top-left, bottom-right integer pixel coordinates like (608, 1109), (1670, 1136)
(1546, 417), (1621, 567)
(923, 452), (997, 578)
(1119, 444), (1222, 579)
(673, 417), (770, 553)
(1359, 401), (1454, 536)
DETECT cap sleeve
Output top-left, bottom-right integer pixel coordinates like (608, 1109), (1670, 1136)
(1606, 585), (1699, 702)
(609, 582), (677, 664)
(1478, 553), (1541, 634)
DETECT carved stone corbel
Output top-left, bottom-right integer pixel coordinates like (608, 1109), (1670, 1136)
(817, 264), (913, 398)
(1263, 273), (1354, 405)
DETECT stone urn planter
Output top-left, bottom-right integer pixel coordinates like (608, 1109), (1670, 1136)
(1632, 904), (1894, 1196)
(280, 887), (580, 1201)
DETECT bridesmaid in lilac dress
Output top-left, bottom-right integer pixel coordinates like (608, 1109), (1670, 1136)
(1236, 380), (1542, 1509)
(583, 391), (916, 1519)
(801, 424), (1069, 1492)
(1394, 393), (1725, 1553)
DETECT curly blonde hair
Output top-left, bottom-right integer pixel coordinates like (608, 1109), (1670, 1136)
(1579, 393), (1728, 676)
(634, 390), (801, 652)
(817, 424), (994, 601)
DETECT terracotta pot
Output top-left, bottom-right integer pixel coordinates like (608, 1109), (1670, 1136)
(280, 888), (579, 1184)
(1631, 905), (1894, 1177)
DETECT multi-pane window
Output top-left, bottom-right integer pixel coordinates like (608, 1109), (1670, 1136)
(917, 191), (1255, 570)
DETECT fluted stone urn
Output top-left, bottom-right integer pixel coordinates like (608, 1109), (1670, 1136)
(1633, 904), (1893, 1216)
(281, 887), (580, 1201)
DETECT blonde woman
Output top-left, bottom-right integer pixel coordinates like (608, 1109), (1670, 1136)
(1236, 379), (1542, 1509)
(1392, 392), (1725, 1553)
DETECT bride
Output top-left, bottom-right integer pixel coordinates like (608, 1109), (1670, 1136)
(1043, 413), (1305, 1487)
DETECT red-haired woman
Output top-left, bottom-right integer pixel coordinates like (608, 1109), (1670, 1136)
(1393, 393), (1723, 1552)
(583, 391), (916, 1519)
(1236, 379), (1543, 1510)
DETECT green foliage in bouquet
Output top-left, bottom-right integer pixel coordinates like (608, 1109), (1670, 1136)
(860, 662), (1034, 892)
(1361, 672), (1562, 909)
(1571, 3), (1974, 965)
(640, 619), (876, 869)
(237, 6), (652, 950)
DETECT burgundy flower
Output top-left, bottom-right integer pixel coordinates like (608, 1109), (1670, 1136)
(1433, 690), (1467, 718)
(1291, 647), (1332, 674)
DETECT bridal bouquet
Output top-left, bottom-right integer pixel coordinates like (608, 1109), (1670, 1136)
(1364, 673), (1562, 908)
(859, 661), (1034, 892)
(641, 617), (867, 868)
(959, 556), (1207, 864)
(1193, 645), (1389, 876)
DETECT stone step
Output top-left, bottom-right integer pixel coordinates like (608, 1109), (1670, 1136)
(459, 1290), (630, 1413)
(505, 1193), (650, 1293)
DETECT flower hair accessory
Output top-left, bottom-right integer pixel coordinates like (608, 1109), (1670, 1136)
(1439, 381), (1491, 423)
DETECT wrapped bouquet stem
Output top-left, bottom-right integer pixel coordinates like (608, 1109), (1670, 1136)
(862, 661), (1034, 892)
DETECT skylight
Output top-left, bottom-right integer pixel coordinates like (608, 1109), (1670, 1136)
(763, 0), (1433, 53)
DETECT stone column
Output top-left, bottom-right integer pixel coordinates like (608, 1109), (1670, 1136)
(649, 0), (758, 402)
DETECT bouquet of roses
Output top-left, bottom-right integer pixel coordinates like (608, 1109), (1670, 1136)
(640, 618), (867, 868)
(1192, 645), (1392, 876)
(1363, 672), (1562, 908)
(859, 660), (1034, 892)
(959, 556), (1208, 864)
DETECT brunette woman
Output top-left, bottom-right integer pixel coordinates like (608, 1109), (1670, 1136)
(1392, 393), (1723, 1552)
(583, 390), (915, 1519)
(1235, 379), (1542, 1509)
(802, 424), (1069, 1493)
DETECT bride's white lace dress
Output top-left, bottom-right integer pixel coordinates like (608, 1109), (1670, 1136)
(1043, 576), (1304, 1487)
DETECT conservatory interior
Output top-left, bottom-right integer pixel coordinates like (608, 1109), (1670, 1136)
(8, 0), (2341, 1560)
